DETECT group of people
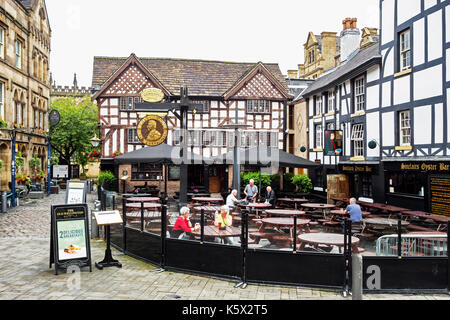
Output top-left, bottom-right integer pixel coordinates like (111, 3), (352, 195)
(226, 179), (276, 211)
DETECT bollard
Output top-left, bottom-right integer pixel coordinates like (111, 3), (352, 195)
(1, 191), (7, 213)
(352, 254), (363, 300)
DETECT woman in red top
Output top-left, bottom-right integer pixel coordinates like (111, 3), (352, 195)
(171, 207), (199, 239)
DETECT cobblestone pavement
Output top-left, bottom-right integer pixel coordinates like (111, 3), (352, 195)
(0, 192), (449, 300)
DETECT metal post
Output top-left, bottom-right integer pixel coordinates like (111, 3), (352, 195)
(200, 209), (205, 244)
(1, 191), (7, 213)
(122, 197), (127, 253)
(161, 205), (167, 269)
(112, 196), (116, 210)
(236, 208), (247, 289)
(47, 138), (51, 196)
(179, 87), (189, 206)
(140, 202), (144, 232)
(352, 254), (363, 300)
(398, 213), (402, 259)
(11, 130), (16, 208)
(293, 215), (297, 253)
(342, 219), (350, 297)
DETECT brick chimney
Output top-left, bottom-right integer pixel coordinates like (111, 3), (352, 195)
(340, 18), (361, 63)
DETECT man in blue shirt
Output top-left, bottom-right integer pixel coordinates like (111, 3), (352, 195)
(345, 198), (363, 223)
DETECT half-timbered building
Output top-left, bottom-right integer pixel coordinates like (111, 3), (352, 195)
(378, 0), (450, 213)
(91, 54), (292, 194)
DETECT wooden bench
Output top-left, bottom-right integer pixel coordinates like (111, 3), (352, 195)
(407, 224), (438, 233)
(248, 244), (264, 249)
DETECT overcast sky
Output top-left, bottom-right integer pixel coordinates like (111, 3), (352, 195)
(46, 0), (379, 88)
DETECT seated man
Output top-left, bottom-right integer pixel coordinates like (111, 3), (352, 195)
(171, 207), (199, 240)
(214, 206), (235, 245)
(243, 179), (258, 204)
(345, 198), (363, 224)
(264, 186), (276, 209)
(226, 189), (243, 211)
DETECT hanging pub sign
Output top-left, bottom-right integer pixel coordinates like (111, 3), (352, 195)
(137, 115), (168, 147)
(324, 130), (343, 156)
(50, 204), (92, 275)
(66, 180), (87, 205)
(141, 87), (165, 103)
(49, 110), (61, 126)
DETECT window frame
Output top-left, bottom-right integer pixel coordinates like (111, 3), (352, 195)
(327, 90), (335, 113)
(351, 123), (365, 157)
(246, 100), (271, 114)
(131, 163), (163, 181)
(399, 110), (411, 146)
(315, 124), (323, 149)
(315, 95), (323, 115)
(127, 128), (140, 144)
(399, 29), (411, 71)
(191, 100), (210, 114)
(0, 28), (4, 60)
(353, 76), (365, 113)
(0, 82), (4, 120)
(15, 39), (23, 69)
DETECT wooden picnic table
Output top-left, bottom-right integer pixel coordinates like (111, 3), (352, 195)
(402, 211), (450, 232)
(363, 218), (409, 233)
(301, 203), (336, 210)
(359, 203), (408, 217)
(298, 233), (360, 253)
(188, 225), (241, 239)
(329, 209), (371, 220)
(126, 197), (160, 203)
(277, 198), (309, 209)
(265, 209), (306, 218)
(125, 202), (162, 211)
(253, 218), (311, 247)
(191, 197), (223, 205)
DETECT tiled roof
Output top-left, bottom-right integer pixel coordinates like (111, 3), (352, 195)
(302, 43), (381, 97)
(92, 56), (290, 97)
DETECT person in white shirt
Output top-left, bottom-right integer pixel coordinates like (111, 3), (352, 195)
(226, 189), (240, 211)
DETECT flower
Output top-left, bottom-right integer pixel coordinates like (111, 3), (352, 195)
(112, 150), (123, 158)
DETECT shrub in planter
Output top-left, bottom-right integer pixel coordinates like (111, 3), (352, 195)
(97, 171), (116, 190)
(15, 152), (25, 172)
(29, 155), (42, 175)
(291, 174), (313, 194)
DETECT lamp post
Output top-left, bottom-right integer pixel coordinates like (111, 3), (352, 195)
(90, 133), (102, 198)
(10, 129), (16, 208)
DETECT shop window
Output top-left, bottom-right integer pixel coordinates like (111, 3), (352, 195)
(361, 174), (373, 198)
(388, 172), (426, 197)
(131, 164), (163, 181)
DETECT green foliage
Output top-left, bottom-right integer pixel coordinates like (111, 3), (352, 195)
(0, 159), (3, 171)
(0, 120), (8, 128)
(29, 155), (42, 174)
(291, 174), (313, 193)
(49, 96), (98, 168)
(240, 172), (279, 193)
(97, 171), (116, 189)
(51, 155), (59, 165)
(15, 152), (25, 171)
(283, 172), (296, 192)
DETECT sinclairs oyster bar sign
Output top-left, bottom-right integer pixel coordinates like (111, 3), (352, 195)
(399, 162), (450, 172)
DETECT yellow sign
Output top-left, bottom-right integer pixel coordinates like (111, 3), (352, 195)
(137, 115), (168, 147)
(141, 88), (164, 103)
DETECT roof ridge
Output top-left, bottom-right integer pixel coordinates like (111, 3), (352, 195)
(93, 56), (281, 66)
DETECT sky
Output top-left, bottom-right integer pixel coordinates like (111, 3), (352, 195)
(46, 0), (380, 88)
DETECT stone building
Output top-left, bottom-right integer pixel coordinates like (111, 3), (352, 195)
(0, 0), (51, 191)
(50, 73), (93, 100)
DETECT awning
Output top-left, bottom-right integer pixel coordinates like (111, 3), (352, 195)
(113, 144), (208, 165)
(213, 147), (320, 168)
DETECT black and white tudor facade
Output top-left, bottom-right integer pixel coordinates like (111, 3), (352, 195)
(302, 0), (450, 213)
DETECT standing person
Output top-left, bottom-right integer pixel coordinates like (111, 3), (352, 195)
(171, 207), (199, 240)
(243, 179), (258, 204)
(265, 186), (277, 209)
(345, 198), (363, 223)
(226, 189), (241, 211)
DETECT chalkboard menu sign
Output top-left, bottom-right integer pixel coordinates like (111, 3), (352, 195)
(169, 166), (181, 181)
(50, 204), (92, 275)
(429, 175), (450, 217)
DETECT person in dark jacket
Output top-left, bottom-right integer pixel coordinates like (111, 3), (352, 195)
(265, 186), (277, 209)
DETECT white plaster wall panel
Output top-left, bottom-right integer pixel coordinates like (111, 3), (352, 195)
(110, 108), (118, 116)
(203, 115), (209, 121)
(382, 81), (391, 107)
(238, 110), (245, 118)
(120, 130), (124, 154)
(100, 108), (108, 116)
(220, 110), (227, 118)
(447, 49), (450, 81)
(256, 115), (262, 121)
(110, 118), (118, 125)
(211, 110), (219, 118)
(211, 119), (218, 127)
(366, 112), (380, 157)
(104, 140), (110, 157)
(382, 0), (395, 44)
(112, 131), (117, 152)
(194, 120), (201, 129)
(248, 115), (254, 121)
(414, 105), (432, 145)
(383, 49), (394, 77)
(188, 114), (193, 120)
(309, 97), (314, 115)
(345, 125), (351, 156)
(447, 6), (450, 43)
(309, 120), (314, 147)
(309, 152), (316, 161)
(128, 145), (134, 153)
(330, 157), (336, 165)
(324, 157), (330, 165)
(435, 103), (443, 144)
(424, 0), (437, 10)
(255, 122), (262, 129)
(413, 18), (425, 67)
(397, 0), (421, 25)
(366, 65), (380, 83)
(341, 99), (348, 115)
(203, 121), (208, 127)
(264, 122), (270, 129)
(211, 101), (218, 108)
(110, 98), (118, 106)
(130, 113), (137, 119)
(366, 85), (380, 110)
(428, 10), (443, 61)
(121, 120), (128, 125)
(393, 75), (411, 105)
(414, 65), (443, 100)
(272, 120), (279, 129)
(100, 99), (108, 107)
(121, 112), (127, 118)
(382, 112), (395, 147)
(273, 111), (279, 119)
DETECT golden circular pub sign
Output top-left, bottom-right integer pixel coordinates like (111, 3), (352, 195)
(137, 115), (168, 147)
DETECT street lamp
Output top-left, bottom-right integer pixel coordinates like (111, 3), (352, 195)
(90, 134), (101, 148)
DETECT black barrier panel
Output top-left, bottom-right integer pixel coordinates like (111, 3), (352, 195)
(126, 227), (161, 264)
(109, 224), (123, 249)
(165, 239), (242, 279)
(246, 249), (345, 288)
(363, 257), (448, 291)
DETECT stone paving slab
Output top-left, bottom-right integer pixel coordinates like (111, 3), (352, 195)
(0, 191), (449, 300)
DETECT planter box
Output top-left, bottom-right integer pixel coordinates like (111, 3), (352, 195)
(50, 186), (59, 194)
(59, 183), (67, 190)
